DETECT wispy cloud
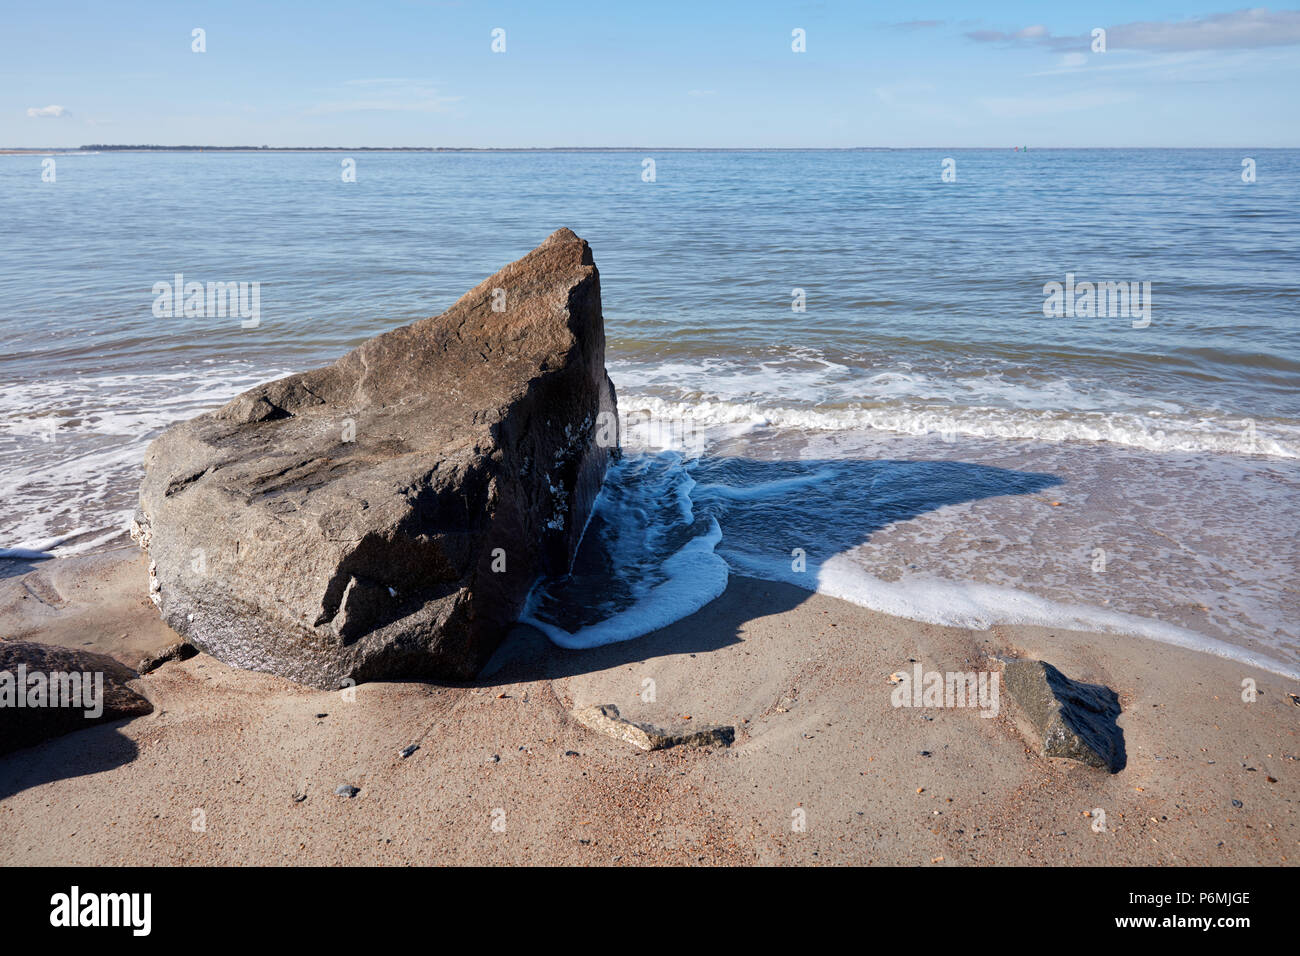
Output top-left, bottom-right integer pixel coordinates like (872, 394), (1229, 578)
(874, 81), (937, 106)
(306, 79), (459, 115)
(890, 20), (943, 31)
(26, 104), (67, 118)
(966, 24), (1065, 47)
(344, 78), (416, 87)
(978, 90), (1137, 118)
(1026, 49), (1221, 78)
(1109, 7), (1300, 50)
(967, 7), (1300, 52)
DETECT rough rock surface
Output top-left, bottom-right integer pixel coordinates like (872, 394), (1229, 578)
(574, 704), (735, 752)
(0, 640), (153, 755)
(1002, 659), (1125, 772)
(134, 229), (617, 687)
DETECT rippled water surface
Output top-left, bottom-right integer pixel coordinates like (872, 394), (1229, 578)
(2, 150), (1297, 671)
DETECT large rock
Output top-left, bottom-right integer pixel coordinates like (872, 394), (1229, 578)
(1002, 659), (1125, 772)
(0, 640), (153, 755)
(133, 229), (618, 687)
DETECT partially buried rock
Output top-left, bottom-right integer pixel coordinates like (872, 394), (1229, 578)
(133, 229), (618, 688)
(0, 640), (153, 756)
(137, 640), (198, 675)
(574, 704), (735, 752)
(1002, 659), (1125, 773)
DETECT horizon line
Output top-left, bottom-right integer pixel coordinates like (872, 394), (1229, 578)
(4, 145), (1297, 154)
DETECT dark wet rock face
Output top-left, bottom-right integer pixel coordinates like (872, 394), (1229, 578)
(134, 229), (618, 688)
(1003, 659), (1125, 773)
(0, 641), (153, 755)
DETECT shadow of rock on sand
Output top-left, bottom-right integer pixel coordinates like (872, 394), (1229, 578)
(0, 554), (54, 581)
(486, 455), (1062, 682)
(485, 575), (817, 682)
(0, 723), (141, 801)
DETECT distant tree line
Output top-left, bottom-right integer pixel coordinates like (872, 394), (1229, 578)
(79, 145), (443, 151)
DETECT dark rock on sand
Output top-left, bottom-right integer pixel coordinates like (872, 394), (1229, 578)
(0, 640), (153, 756)
(1003, 659), (1125, 773)
(133, 229), (618, 688)
(137, 640), (198, 675)
(574, 703), (735, 752)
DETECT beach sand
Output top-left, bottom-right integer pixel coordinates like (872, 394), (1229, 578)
(0, 547), (1295, 865)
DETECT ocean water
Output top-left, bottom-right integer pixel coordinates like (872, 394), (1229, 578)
(2, 149), (1298, 675)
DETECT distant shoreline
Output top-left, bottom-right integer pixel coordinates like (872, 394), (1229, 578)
(1, 146), (1290, 155)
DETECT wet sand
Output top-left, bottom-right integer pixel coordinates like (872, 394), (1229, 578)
(0, 547), (1295, 865)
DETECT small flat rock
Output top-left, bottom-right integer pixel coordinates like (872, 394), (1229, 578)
(399, 744), (419, 758)
(335, 784), (360, 798)
(0, 640), (153, 756)
(1002, 659), (1125, 773)
(574, 704), (735, 752)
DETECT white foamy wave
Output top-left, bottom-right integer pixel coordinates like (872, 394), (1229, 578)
(525, 442), (1299, 680)
(616, 394), (1299, 458)
(726, 550), (1300, 681)
(0, 365), (289, 557)
(523, 451), (730, 649)
(523, 518), (728, 649)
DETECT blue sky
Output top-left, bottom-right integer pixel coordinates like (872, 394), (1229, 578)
(4, 1), (1299, 147)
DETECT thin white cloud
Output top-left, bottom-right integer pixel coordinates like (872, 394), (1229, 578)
(875, 81), (938, 105)
(306, 98), (459, 115)
(968, 7), (1300, 52)
(26, 105), (67, 118)
(1111, 7), (1300, 50)
(343, 78), (414, 87)
(979, 90), (1136, 118)
(1026, 46), (1290, 79)
(306, 80), (459, 115)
